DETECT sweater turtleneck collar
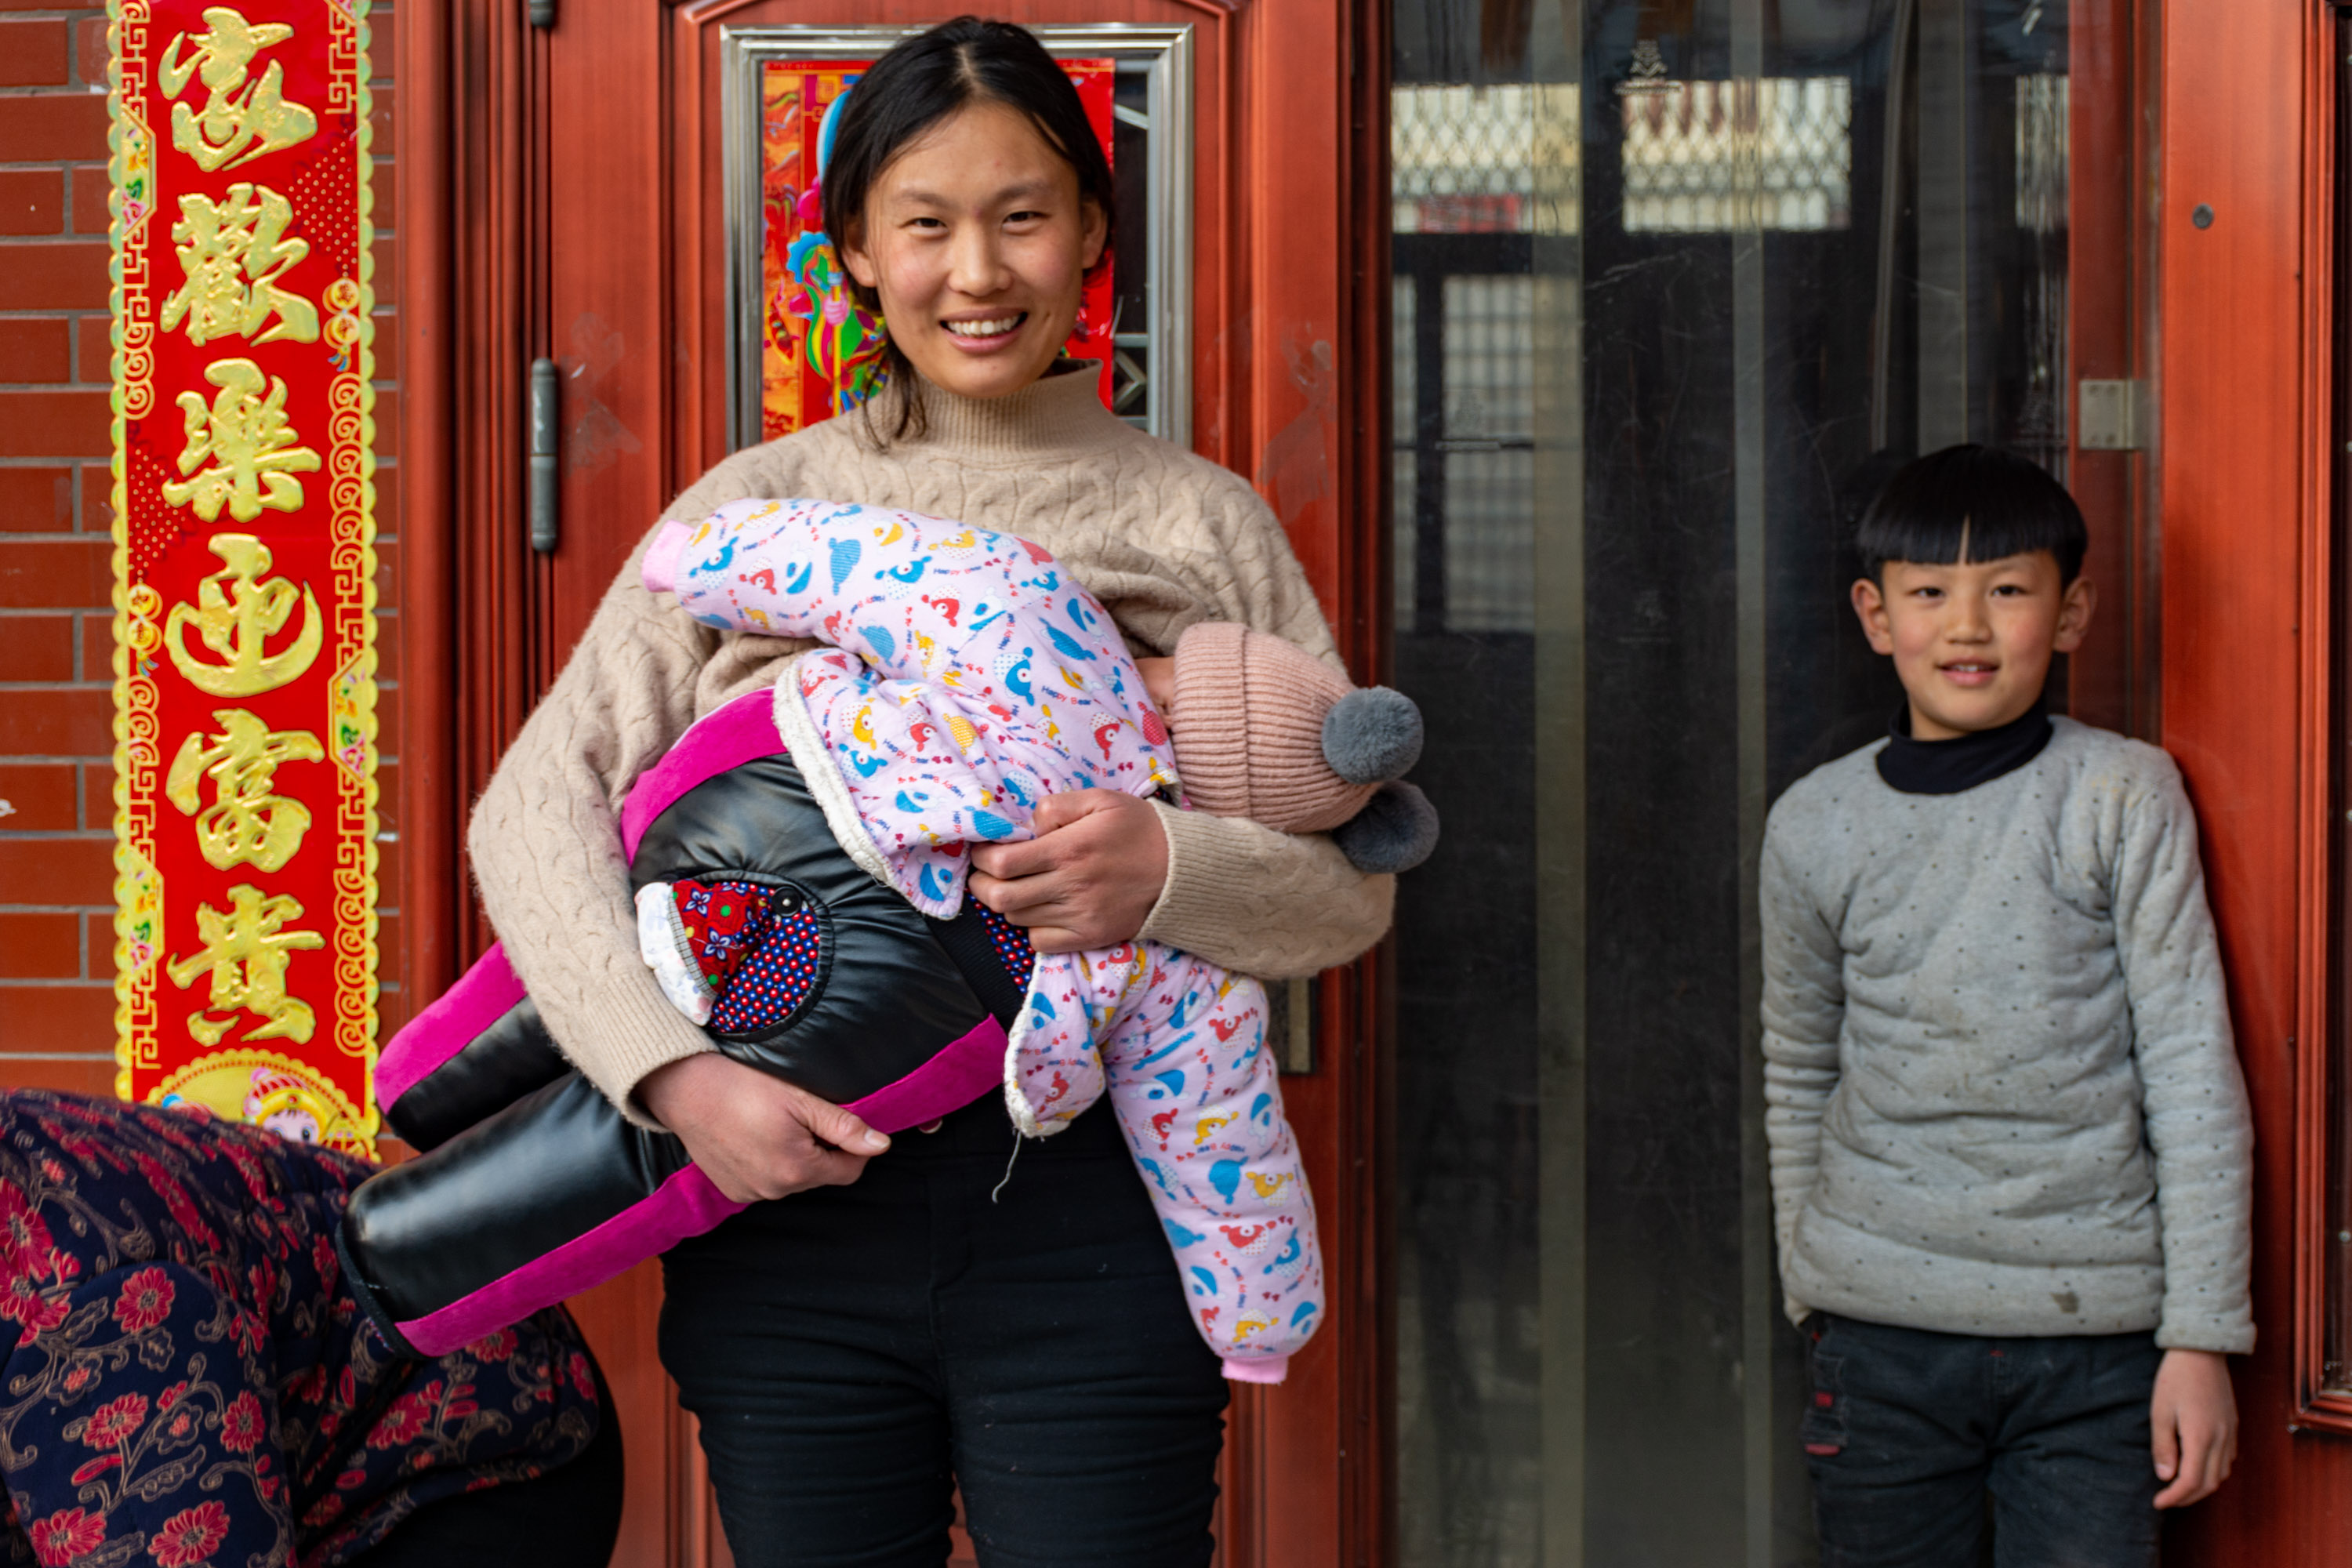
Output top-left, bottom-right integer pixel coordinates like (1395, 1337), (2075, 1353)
(887, 361), (1127, 462)
(1875, 697), (2054, 796)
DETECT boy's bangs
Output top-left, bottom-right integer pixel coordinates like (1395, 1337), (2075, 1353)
(1856, 445), (2088, 582)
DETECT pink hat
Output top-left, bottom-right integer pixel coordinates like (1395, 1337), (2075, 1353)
(1169, 622), (1377, 833)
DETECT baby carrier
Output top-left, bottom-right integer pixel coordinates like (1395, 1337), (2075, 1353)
(338, 689), (1033, 1358)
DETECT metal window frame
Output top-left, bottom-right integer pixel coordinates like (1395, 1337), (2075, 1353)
(720, 24), (1193, 451)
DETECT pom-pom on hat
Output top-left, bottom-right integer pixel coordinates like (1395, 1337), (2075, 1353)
(1171, 622), (1378, 833)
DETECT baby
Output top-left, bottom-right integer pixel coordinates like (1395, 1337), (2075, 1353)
(343, 500), (1433, 1385)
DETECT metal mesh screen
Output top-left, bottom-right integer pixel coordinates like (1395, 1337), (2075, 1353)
(1439, 275), (1536, 633)
(1619, 76), (1853, 232)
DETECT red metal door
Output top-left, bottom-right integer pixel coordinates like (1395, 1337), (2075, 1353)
(394, 2), (1389, 1563)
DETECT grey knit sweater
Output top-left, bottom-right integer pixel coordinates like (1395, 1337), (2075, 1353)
(1760, 717), (2255, 1352)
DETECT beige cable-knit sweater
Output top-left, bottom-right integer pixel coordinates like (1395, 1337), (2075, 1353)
(468, 367), (1395, 1122)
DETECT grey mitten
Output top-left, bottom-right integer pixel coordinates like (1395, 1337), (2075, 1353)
(1330, 779), (1440, 874)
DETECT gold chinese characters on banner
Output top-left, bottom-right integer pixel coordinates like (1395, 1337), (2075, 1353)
(109, 0), (379, 1154)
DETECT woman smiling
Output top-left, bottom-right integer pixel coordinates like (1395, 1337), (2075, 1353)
(464, 16), (1391, 1566)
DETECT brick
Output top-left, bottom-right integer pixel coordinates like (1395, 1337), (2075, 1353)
(2, 689), (111, 753)
(0, 318), (70, 385)
(78, 761), (105, 831)
(0, 985), (114, 1054)
(0, 96), (107, 163)
(0, 468), (72, 532)
(372, 757), (398, 818)
(0, 17), (68, 85)
(0, 169), (60, 236)
(371, 84), (393, 145)
(0, 1055), (119, 1098)
(0, 536), (108, 608)
(0, 912), (79, 977)
(0, 240), (107, 310)
(72, 16), (103, 89)
(0, 614), (73, 682)
(73, 315), (107, 384)
(0, 764), (76, 831)
(68, 165), (106, 236)
(374, 172), (396, 234)
(0, 837), (112, 899)
(372, 317), (398, 382)
(373, 464), (397, 528)
(76, 611), (107, 683)
(375, 536), (397, 603)
(0, 389), (105, 457)
(372, 609), (399, 677)
(73, 465), (104, 532)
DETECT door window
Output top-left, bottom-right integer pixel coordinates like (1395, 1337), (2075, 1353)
(1388, 1), (2142, 1559)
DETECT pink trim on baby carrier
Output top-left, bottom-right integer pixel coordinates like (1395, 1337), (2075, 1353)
(387, 1011), (1009, 1356)
(378, 690), (793, 1123)
(619, 689), (789, 859)
(376, 942), (527, 1109)
(840, 1013), (1009, 1131)
(394, 1161), (746, 1356)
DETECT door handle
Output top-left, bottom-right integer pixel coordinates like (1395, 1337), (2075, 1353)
(528, 357), (559, 554)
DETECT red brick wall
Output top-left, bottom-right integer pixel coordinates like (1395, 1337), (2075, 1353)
(0, 3), (401, 1094)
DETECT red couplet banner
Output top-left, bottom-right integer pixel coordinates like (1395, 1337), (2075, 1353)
(108, 0), (380, 1155)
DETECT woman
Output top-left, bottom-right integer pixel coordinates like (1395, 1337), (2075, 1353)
(0, 1091), (616, 1568)
(468, 17), (1390, 1565)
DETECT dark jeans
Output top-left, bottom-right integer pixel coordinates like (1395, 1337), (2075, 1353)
(659, 1095), (1229, 1568)
(1803, 1312), (2161, 1568)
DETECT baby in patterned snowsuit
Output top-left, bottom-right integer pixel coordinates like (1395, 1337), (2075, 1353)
(640, 497), (1422, 1383)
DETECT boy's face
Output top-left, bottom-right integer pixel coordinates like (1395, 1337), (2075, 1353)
(1849, 549), (2095, 740)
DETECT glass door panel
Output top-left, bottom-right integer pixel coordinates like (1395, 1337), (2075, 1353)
(1388, 1), (2139, 1561)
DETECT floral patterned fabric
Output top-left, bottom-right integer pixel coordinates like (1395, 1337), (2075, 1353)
(0, 1092), (601, 1568)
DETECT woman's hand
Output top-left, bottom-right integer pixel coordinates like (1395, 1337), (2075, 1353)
(2151, 1348), (2238, 1508)
(637, 1052), (887, 1203)
(968, 789), (1168, 953)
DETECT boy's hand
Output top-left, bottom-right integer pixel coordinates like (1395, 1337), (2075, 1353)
(969, 789), (1168, 952)
(637, 1052), (887, 1203)
(1134, 656), (1177, 723)
(2151, 1348), (2238, 1508)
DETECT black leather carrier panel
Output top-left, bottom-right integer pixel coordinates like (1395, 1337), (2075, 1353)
(626, 754), (994, 1102)
(344, 750), (1032, 1356)
(383, 998), (569, 1152)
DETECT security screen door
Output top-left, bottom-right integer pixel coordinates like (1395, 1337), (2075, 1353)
(1385, 0), (2144, 1561)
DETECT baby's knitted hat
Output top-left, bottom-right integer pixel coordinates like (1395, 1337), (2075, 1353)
(1170, 622), (1376, 833)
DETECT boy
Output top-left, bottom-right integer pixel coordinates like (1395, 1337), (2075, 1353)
(1761, 445), (2252, 1566)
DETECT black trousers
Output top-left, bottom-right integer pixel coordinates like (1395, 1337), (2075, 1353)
(660, 1095), (1229, 1568)
(1804, 1312), (2163, 1568)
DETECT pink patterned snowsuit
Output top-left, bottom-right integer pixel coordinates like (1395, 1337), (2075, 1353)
(644, 498), (1325, 1382)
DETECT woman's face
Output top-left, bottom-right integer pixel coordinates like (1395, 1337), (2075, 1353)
(840, 100), (1107, 403)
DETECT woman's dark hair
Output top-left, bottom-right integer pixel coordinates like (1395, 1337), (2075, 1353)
(821, 17), (1117, 441)
(1855, 444), (2089, 584)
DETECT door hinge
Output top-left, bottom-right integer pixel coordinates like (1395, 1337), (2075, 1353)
(2077, 379), (2148, 452)
(528, 0), (554, 28)
(528, 358), (560, 554)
